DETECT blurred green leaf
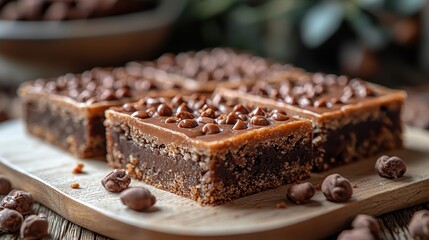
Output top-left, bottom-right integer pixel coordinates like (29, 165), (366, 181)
(391, 0), (426, 15)
(300, 1), (344, 48)
(189, 0), (236, 19)
(347, 9), (388, 49)
(356, 0), (384, 9)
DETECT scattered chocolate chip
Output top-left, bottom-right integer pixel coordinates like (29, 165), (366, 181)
(101, 169), (131, 193)
(250, 116), (270, 126)
(321, 174), (353, 202)
(1, 190), (33, 215)
(375, 155), (406, 179)
(156, 104), (173, 117)
(175, 111), (193, 120)
(351, 214), (380, 239)
(0, 175), (11, 195)
(408, 210), (429, 240)
(233, 120), (248, 130)
(165, 117), (177, 124)
(120, 187), (156, 211)
(251, 107), (266, 117)
(178, 119), (198, 128)
(337, 228), (375, 240)
(0, 208), (23, 233)
(286, 182), (315, 204)
(131, 111), (150, 119)
(171, 95), (185, 107)
(19, 213), (48, 240)
(202, 123), (221, 135)
(272, 112), (289, 121)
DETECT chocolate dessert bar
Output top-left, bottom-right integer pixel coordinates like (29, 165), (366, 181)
(126, 48), (299, 92)
(19, 67), (178, 158)
(105, 95), (312, 205)
(218, 73), (406, 171)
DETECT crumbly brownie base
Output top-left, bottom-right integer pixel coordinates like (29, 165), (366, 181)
(313, 102), (403, 171)
(23, 100), (105, 158)
(106, 123), (312, 205)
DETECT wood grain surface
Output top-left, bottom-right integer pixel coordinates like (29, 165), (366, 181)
(0, 120), (429, 240)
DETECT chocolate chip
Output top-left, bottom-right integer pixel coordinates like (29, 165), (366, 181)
(101, 169), (131, 193)
(224, 113), (237, 125)
(131, 111), (150, 119)
(0, 208), (23, 233)
(313, 98), (328, 108)
(156, 104), (173, 117)
(250, 116), (270, 126)
(233, 120), (248, 130)
(171, 95), (186, 107)
(375, 155), (406, 179)
(284, 95), (296, 105)
(321, 174), (353, 202)
(122, 103), (136, 112)
(272, 112), (289, 121)
(408, 210), (429, 240)
(145, 97), (163, 106)
(351, 214), (380, 239)
(298, 97), (312, 107)
(0, 175), (11, 195)
(120, 187), (156, 211)
(197, 117), (214, 124)
(202, 123), (221, 135)
(251, 107), (266, 117)
(178, 119), (198, 128)
(232, 104), (249, 114)
(337, 228), (375, 240)
(201, 108), (216, 118)
(19, 213), (48, 240)
(165, 117), (177, 123)
(175, 111), (194, 120)
(76, 90), (93, 102)
(115, 87), (131, 99)
(177, 102), (192, 113)
(99, 89), (117, 101)
(0, 190), (33, 215)
(286, 182), (315, 204)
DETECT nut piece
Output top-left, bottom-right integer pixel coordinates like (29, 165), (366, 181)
(408, 210), (429, 240)
(120, 187), (156, 211)
(0, 208), (23, 233)
(70, 183), (80, 189)
(337, 228), (375, 240)
(321, 174), (353, 202)
(375, 155), (406, 179)
(20, 213), (49, 240)
(351, 214), (380, 238)
(0, 190), (34, 215)
(0, 175), (12, 195)
(286, 182), (315, 204)
(101, 169), (131, 193)
(72, 162), (84, 174)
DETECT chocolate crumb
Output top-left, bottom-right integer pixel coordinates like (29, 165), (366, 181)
(72, 162), (84, 174)
(276, 201), (287, 209)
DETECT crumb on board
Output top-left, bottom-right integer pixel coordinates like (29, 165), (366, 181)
(353, 183), (358, 188)
(276, 201), (287, 209)
(314, 183), (321, 191)
(71, 183), (80, 189)
(72, 162), (85, 174)
(255, 204), (263, 209)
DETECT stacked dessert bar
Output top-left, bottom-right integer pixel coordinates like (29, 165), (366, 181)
(19, 48), (406, 205)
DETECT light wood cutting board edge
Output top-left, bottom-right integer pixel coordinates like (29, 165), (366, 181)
(0, 120), (429, 240)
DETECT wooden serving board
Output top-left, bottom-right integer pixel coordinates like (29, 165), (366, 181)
(0, 120), (429, 240)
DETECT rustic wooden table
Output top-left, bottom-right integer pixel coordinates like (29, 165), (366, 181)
(0, 200), (427, 239)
